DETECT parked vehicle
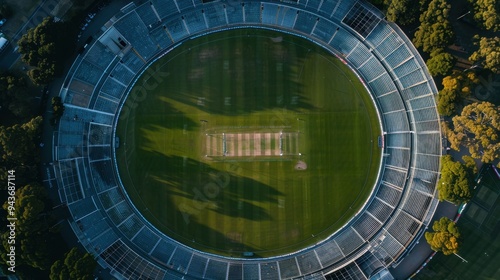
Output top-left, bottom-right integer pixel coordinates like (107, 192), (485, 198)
(0, 33), (9, 52)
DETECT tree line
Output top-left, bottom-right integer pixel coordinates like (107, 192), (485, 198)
(1, 8), (94, 280)
(372, 0), (500, 257)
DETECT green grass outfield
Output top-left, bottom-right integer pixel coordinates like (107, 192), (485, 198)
(414, 165), (500, 280)
(116, 28), (382, 257)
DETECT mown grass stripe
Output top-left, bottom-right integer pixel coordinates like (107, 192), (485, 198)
(116, 28), (381, 257)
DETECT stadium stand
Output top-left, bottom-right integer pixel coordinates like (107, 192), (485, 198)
(276, 5), (297, 28)
(54, 0), (441, 279)
(150, 26), (174, 49)
(182, 10), (206, 34)
(186, 254), (209, 278)
(113, 11), (159, 60)
(164, 17), (190, 42)
(136, 3), (160, 28)
(85, 42), (117, 70)
(204, 5), (227, 28)
(150, 0), (179, 19)
(294, 11), (317, 34)
(243, 2), (262, 23)
(73, 59), (104, 86)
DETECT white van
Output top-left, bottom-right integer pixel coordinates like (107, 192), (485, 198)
(0, 33), (8, 53)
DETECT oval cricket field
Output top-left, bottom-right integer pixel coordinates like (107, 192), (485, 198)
(116, 28), (382, 257)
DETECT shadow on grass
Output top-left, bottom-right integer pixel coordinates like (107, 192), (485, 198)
(141, 176), (261, 256)
(153, 29), (318, 116)
(133, 98), (200, 131)
(136, 150), (282, 222)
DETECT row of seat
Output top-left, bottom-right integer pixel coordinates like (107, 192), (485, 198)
(54, 0), (441, 279)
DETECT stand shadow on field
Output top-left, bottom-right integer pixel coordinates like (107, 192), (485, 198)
(158, 29), (317, 115)
(123, 149), (283, 254)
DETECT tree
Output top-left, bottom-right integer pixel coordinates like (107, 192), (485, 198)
(16, 228), (55, 270)
(0, 74), (32, 118)
(8, 183), (47, 230)
(469, 0), (500, 31)
(462, 155), (478, 175)
(413, 0), (454, 53)
(0, 116), (43, 165)
(445, 102), (500, 163)
(51, 96), (65, 125)
(437, 155), (473, 204)
(17, 17), (76, 85)
(469, 36), (500, 74)
(50, 248), (96, 280)
(426, 50), (455, 76)
(1, 183), (55, 270)
(436, 71), (478, 116)
(384, 0), (420, 25)
(425, 217), (461, 255)
(27, 63), (56, 86)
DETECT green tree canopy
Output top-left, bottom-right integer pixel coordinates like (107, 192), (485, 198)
(469, 36), (500, 74)
(469, 0), (500, 31)
(437, 155), (473, 204)
(426, 50), (455, 77)
(384, 0), (419, 25)
(17, 230), (55, 270)
(17, 17), (75, 85)
(436, 71), (478, 116)
(0, 116), (42, 165)
(50, 248), (96, 280)
(0, 74), (32, 118)
(51, 96), (65, 125)
(462, 155), (478, 175)
(1, 183), (55, 270)
(413, 0), (454, 53)
(444, 102), (500, 163)
(8, 183), (46, 230)
(425, 217), (461, 255)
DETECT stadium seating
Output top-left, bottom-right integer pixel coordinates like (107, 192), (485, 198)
(136, 3), (160, 28)
(357, 57), (385, 82)
(243, 263), (260, 279)
(276, 5), (297, 28)
(73, 59), (104, 86)
(113, 12), (159, 60)
(164, 17), (190, 42)
(186, 254), (209, 278)
(150, 26), (174, 49)
(294, 11), (317, 34)
(85, 42), (117, 70)
(243, 2), (262, 23)
(204, 5), (227, 28)
(93, 96), (119, 114)
(226, 3), (244, 24)
(312, 19), (339, 42)
(99, 187), (125, 209)
(150, 0), (179, 19)
(279, 258), (301, 279)
(261, 3), (279, 25)
(54, 0), (441, 279)
(184, 10), (208, 34)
